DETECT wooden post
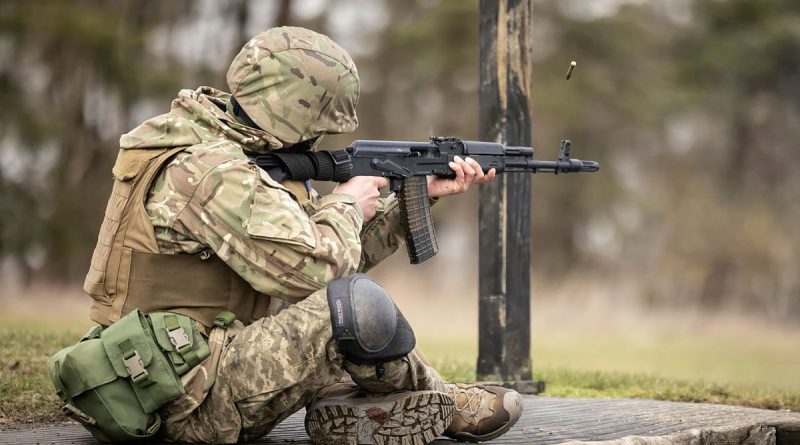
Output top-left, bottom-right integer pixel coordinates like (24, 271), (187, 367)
(477, 0), (542, 393)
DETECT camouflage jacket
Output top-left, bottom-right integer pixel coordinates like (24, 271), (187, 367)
(122, 87), (402, 304)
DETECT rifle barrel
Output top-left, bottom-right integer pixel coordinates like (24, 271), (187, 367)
(506, 158), (599, 173)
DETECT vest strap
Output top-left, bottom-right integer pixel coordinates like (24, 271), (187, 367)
(121, 250), (269, 329)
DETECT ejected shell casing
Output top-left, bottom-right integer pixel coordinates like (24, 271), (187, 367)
(565, 61), (576, 80)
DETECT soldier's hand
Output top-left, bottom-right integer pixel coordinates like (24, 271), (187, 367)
(333, 176), (389, 221)
(427, 156), (496, 198)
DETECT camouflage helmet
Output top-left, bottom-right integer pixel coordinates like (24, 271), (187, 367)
(226, 27), (360, 148)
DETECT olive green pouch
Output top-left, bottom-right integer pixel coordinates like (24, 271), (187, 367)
(48, 324), (160, 442)
(47, 309), (207, 442)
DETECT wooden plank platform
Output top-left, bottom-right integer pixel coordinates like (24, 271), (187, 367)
(2, 396), (799, 444)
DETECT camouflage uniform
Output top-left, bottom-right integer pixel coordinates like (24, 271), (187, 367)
(111, 27), (445, 442)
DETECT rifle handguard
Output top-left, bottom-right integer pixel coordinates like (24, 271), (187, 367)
(397, 176), (439, 264)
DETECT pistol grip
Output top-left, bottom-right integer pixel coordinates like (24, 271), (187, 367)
(397, 176), (439, 264)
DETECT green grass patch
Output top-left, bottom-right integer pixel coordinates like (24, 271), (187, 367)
(423, 342), (800, 413)
(428, 357), (800, 412)
(538, 368), (800, 411)
(0, 325), (89, 424)
(430, 362), (800, 412)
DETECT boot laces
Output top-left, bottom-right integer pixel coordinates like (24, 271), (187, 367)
(447, 385), (489, 421)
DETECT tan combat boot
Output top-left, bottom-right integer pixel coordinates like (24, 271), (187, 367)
(305, 390), (454, 444)
(443, 383), (523, 442)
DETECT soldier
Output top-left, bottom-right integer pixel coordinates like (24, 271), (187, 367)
(83, 27), (522, 444)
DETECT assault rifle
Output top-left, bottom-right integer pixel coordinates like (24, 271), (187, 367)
(250, 137), (599, 264)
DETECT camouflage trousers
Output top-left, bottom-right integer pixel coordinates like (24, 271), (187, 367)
(158, 288), (446, 443)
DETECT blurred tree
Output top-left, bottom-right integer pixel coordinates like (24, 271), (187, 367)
(666, 0), (800, 316)
(1, 0), (211, 283)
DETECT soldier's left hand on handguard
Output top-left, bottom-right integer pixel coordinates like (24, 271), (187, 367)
(427, 155), (497, 198)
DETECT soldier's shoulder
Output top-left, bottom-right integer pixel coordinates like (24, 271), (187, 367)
(167, 141), (251, 182)
(159, 140), (291, 204)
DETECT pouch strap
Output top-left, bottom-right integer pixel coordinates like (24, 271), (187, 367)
(119, 339), (153, 387)
(51, 365), (70, 403)
(164, 314), (200, 369)
(62, 404), (97, 426)
(214, 311), (236, 328)
(80, 325), (103, 342)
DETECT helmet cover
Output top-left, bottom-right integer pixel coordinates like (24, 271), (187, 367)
(226, 27), (360, 148)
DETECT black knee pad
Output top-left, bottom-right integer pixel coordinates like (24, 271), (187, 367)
(326, 274), (416, 364)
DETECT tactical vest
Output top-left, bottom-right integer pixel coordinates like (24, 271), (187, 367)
(84, 147), (292, 330)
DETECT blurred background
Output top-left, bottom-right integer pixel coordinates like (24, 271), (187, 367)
(1, 0), (799, 398)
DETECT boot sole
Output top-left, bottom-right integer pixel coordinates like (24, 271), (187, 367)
(305, 390), (454, 445)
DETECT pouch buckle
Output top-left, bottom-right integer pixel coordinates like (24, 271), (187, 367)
(122, 350), (149, 382)
(167, 326), (191, 350)
(62, 404), (96, 426)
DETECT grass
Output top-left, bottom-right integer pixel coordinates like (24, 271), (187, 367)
(538, 368), (800, 411)
(420, 336), (800, 413)
(430, 359), (800, 412)
(0, 322), (91, 424)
